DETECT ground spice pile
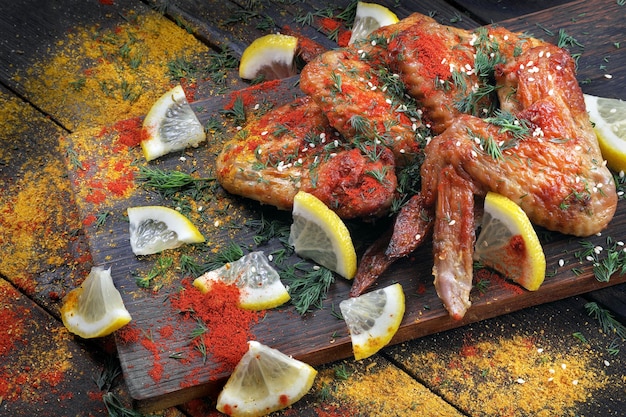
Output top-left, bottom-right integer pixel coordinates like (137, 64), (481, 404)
(406, 333), (609, 416)
(15, 9), (210, 131)
(170, 279), (263, 376)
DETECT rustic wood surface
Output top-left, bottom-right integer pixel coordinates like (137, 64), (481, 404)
(1, 0), (625, 416)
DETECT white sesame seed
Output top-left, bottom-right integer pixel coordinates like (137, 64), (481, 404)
(546, 52), (551, 58)
(400, 149), (405, 154)
(504, 35), (509, 41)
(528, 77), (535, 82)
(449, 219), (456, 226)
(313, 265), (320, 270)
(179, 156), (187, 162)
(516, 378), (525, 384)
(549, 368), (555, 374)
(415, 234), (421, 241)
(214, 220), (220, 227)
(548, 377), (554, 382)
(561, 363), (567, 370)
(572, 380), (579, 385)
(604, 360), (610, 366)
(537, 348), (544, 353)
(548, 88), (554, 96)
(604, 74), (613, 79)
(254, 103), (260, 110)
(559, 259), (564, 267)
(556, 65), (562, 71)
(539, 50), (544, 58)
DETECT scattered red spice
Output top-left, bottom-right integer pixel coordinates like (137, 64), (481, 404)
(82, 213), (97, 226)
(170, 279), (263, 375)
(223, 80), (282, 111)
(112, 117), (146, 148)
(116, 323), (142, 344)
(337, 30), (352, 47)
(85, 188), (106, 205)
(317, 17), (341, 34)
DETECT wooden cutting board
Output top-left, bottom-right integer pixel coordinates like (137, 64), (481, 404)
(62, 2), (626, 412)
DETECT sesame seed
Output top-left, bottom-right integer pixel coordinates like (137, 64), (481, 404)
(537, 348), (544, 353)
(548, 377), (554, 382)
(561, 363), (567, 370)
(400, 149), (405, 154)
(504, 35), (509, 41)
(415, 234), (421, 241)
(214, 220), (220, 227)
(604, 74), (613, 79)
(254, 103), (260, 110)
(572, 380), (579, 385)
(559, 259), (564, 267)
(604, 360), (610, 366)
(179, 156), (186, 162)
(528, 77), (535, 82)
(516, 378), (525, 384)
(261, 131), (268, 136)
(549, 368), (555, 374)
(539, 50), (544, 58)
(556, 65), (562, 71)
(546, 52), (551, 58)
(313, 265), (320, 270)
(448, 219), (456, 226)
(268, 254), (273, 262)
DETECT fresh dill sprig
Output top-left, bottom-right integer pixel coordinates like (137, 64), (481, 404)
(281, 262), (335, 315)
(468, 128), (503, 160)
(334, 364), (352, 380)
(557, 29), (584, 49)
(220, 95), (247, 126)
(484, 110), (531, 140)
(585, 302), (626, 340)
(93, 354), (122, 392)
(135, 256), (173, 288)
(454, 84), (499, 115)
(246, 214), (291, 247)
(95, 211), (111, 229)
(614, 170), (625, 199)
(330, 72), (342, 93)
(167, 56), (198, 81)
(103, 392), (144, 417)
(204, 241), (244, 271)
(136, 166), (215, 198)
(575, 237), (626, 282)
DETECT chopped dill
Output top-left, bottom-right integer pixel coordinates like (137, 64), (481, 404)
(585, 302), (626, 340)
(281, 262), (335, 315)
(136, 166), (215, 199)
(468, 128), (503, 160)
(246, 214), (292, 247)
(204, 241), (244, 271)
(575, 237), (626, 283)
(484, 110), (531, 140)
(220, 95), (247, 126)
(557, 29), (584, 49)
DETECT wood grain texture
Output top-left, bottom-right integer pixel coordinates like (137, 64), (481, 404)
(59, 0), (626, 412)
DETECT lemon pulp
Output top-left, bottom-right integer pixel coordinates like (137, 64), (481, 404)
(127, 205), (205, 256)
(348, 1), (399, 45)
(141, 84), (206, 161)
(584, 93), (626, 172)
(61, 266), (132, 339)
(239, 34), (298, 80)
(339, 283), (405, 360)
(216, 340), (317, 417)
(474, 192), (546, 291)
(288, 191), (357, 279)
(193, 251), (290, 310)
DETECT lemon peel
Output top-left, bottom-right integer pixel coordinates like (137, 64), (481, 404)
(216, 340), (317, 417)
(141, 84), (206, 161)
(127, 205), (205, 256)
(193, 251), (290, 310)
(584, 93), (626, 172)
(348, 1), (399, 45)
(61, 266), (132, 339)
(239, 34), (298, 80)
(340, 283), (405, 360)
(289, 191), (357, 279)
(474, 192), (546, 291)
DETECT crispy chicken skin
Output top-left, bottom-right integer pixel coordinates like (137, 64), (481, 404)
(300, 47), (423, 167)
(216, 96), (397, 219)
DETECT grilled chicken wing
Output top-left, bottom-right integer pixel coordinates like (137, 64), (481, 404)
(216, 96), (397, 219)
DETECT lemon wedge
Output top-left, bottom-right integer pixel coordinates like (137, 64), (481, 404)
(584, 93), (626, 172)
(216, 340), (317, 417)
(474, 192), (546, 291)
(288, 191), (357, 279)
(141, 84), (206, 161)
(193, 251), (290, 310)
(239, 34), (298, 81)
(127, 205), (205, 256)
(61, 266), (132, 339)
(339, 283), (405, 360)
(348, 1), (399, 45)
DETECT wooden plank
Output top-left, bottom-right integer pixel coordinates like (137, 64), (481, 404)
(59, 0), (626, 412)
(450, 0), (575, 24)
(498, 0), (626, 99)
(384, 296), (626, 416)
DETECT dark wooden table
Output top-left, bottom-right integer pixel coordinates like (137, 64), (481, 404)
(1, 1), (625, 416)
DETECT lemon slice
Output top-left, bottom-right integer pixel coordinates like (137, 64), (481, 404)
(584, 94), (626, 172)
(193, 251), (290, 310)
(348, 1), (399, 45)
(127, 205), (205, 256)
(473, 192), (546, 291)
(61, 266), (132, 339)
(216, 340), (317, 417)
(141, 84), (206, 161)
(239, 34), (298, 80)
(339, 283), (405, 360)
(288, 191), (357, 279)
